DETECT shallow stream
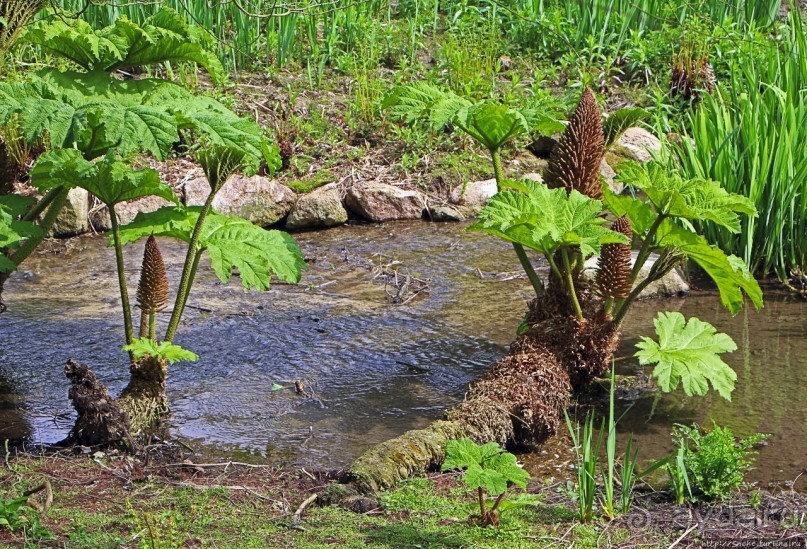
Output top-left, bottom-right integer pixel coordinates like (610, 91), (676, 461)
(1, 221), (804, 487)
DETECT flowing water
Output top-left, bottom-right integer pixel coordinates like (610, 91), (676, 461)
(0, 221), (805, 488)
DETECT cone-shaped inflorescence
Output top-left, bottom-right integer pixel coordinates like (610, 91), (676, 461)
(597, 217), (632, 299)
(136, 235), (169, 338)
(544, 87), (605, 200)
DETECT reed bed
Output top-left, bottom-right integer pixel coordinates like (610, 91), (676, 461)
(676, 10), (807, 279)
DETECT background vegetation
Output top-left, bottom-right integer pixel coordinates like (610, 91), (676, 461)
(13, 0), (795, 281)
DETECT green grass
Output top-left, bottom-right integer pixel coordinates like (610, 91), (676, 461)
(0, 456), (676, 548)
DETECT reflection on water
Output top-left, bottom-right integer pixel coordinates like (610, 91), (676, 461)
(0, 221), (805, 485)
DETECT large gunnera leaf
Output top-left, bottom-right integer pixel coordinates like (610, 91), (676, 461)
(117, 207), (306, 291)
(21, 8), (225, 83)
(617, 161), (756, 234)
(470, 179), (628, 257)
(635, 312), (738, 401)
(29, 150), (178, 207)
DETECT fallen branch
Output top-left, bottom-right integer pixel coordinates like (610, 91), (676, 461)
(290, 493), (318, 530)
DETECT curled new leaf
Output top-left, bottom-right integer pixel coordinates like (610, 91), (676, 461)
(122, 338), (199, 364)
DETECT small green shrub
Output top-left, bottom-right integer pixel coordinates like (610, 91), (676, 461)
(672, 423), (768, 501)
(441, 438), (530, 527)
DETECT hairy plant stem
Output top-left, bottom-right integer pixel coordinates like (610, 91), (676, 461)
(490, 149), (544, 298)
(477, 487), (487, 520)
(489, 492), (506, 514)
(561, 248), (584, 321)
(611, 275), (657, 329)
(148, 312), (156, 341)
(164, 192), (214, 342)
(631, 213), (666, 283)
(21, 187), (60, 222)
(109, 207), (135, 354)
(0, 186), (69, 308)
(176, 249), (202, 324)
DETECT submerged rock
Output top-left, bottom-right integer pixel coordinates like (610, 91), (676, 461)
(583, 251), (689, 298)
(286, 183), (348, 229)
(185, 174), (297, 227)
(344, 182), (425, 222)
(429, 205), (466, 222)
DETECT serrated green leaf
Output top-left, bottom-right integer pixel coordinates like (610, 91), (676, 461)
(6, 66), (269, 167)
(602, 185), (657, 235)
(470, 180), (628, 257)
(617, 162), (756, 233)
(603, 107), (647, 149)
(122, 338), (199, 364)
(29, 150), (178, 207)
(635, 312), (738, 400)
(118, 206), (306, 291)
(22, 8), (225, 83)
(442, 438), (529, 495)
(465, 465), (509, 496)
(656, 222), (763, 314)
(0, 195), (36, 218)
(0, 196), (43, 262)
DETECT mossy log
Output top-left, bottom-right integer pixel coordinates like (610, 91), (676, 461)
(349, 298), (619, 493)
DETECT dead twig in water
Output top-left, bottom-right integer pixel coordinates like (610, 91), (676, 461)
(371, 257), (429, 304)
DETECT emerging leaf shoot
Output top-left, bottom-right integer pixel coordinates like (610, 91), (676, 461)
(122, 338), (199, 364)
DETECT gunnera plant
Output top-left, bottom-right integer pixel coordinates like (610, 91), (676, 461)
(348, 85), (762, 492)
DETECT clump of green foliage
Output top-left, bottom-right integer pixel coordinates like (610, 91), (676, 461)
(1, 10), (305, 440)
(675, 9), (807, 280)
(441, 438), (530, 527)
(672, 423), (768, 502)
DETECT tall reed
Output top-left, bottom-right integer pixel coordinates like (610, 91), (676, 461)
(676, 10), (807, 279)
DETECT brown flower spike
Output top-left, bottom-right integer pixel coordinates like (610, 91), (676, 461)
(136, 235), (169, 337)
(597, 217), (632, 299)
(544, 87), (605, 200)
